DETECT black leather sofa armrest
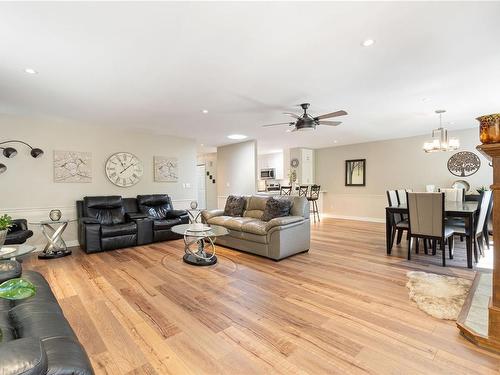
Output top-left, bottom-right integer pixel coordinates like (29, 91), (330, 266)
(79, 217), (100, 224)
(0, 337), (48, 375)
(166, 209), (188, 219)
(10, 219), (28, 232)
(126, 212), (149, 220)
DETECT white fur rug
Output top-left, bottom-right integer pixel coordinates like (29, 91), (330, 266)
(406, 271), (472, 320)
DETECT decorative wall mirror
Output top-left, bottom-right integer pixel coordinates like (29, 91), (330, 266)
(345, 159), (366, 186)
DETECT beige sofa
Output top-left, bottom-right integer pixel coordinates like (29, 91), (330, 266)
(201, 195), (310, 260)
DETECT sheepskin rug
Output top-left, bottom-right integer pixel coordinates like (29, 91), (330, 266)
(406, 271), (472, 320)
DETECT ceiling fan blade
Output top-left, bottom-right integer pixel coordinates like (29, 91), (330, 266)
(318, 121), (342, 126)
(314, 110), (348, 120)
(262, 122), (294, 127)
(283, 112), (300, 119)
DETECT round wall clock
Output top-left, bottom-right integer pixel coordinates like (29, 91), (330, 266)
(447, 151), (481, 177)
(105, 152), (143, 187)
(290, 158), (300, 168)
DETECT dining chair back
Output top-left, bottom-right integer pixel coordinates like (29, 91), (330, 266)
(298, 185), (309, 197)
(439, 188), (465, 202)
(476, 191), (492, 233)
(396, 189), (412, 205)
(426, 185), (436, 192)
(387, 190), (402, 224)
(280, 186), (292, 196)
(407, 192), (444, 238)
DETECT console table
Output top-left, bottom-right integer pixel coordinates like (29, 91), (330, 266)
(29, 219), (75, 259)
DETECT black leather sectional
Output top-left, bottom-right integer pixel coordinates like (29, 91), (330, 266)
(5, 219), (33, 245)
(77, 194), (189, 253)
(0, 268), (93, 375)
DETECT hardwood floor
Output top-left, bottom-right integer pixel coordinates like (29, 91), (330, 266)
(24, 218), (500, 374)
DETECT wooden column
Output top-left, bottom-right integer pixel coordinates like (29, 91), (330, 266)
(478, 144), (500, 345)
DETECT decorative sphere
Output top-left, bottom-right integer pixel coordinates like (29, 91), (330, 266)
(190, 201), (198, 209)
(49, 209), (62, 221)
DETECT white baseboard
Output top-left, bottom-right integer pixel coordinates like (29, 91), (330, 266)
(322, 213), (385, 223)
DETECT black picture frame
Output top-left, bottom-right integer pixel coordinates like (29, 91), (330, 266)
(345, 159), (366, 186)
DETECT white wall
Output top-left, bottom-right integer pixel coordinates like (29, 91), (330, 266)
(216, 140), (257, 208)
(0, 116), (197, 248)
(315, 128), (492, 222)
(196, 152), (218, 210)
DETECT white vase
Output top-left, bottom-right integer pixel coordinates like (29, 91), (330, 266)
(0, 229), (7, 248)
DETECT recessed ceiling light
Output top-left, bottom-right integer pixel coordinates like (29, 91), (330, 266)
(24, 68), (38, 74)
(333, 140), (338, 144)
(227, 134), (247, 140)
(202, 109), (208, 114)
(361, 39), (375, 47)
(200, 143), (204, 146)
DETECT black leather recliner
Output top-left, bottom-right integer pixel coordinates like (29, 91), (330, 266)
(5, 219), (33, 245)
(137, 194), (189, 242)
(0, 268), (94, 374)
(78, 196), (138, 253)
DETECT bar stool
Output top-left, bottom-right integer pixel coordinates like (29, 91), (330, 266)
(298, 185), (309, 197)
(308, 185), (321, 223)
(280, 186), (292, 195)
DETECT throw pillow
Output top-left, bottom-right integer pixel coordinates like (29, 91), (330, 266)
(262, 197), (292, 222)
(224, 195), (246, 217)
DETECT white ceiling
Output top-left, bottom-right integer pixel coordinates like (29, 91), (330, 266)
(1, 2), (499, 154)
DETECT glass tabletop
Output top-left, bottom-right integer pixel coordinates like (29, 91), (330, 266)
(28, 218), (77, 225)
(171, 224), (229, 237)
(0, 244), (36, 259)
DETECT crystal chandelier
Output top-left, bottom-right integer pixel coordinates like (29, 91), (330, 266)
(423, 110), (460, 153)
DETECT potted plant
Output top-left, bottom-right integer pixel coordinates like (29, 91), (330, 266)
(0, 214), (12, 248)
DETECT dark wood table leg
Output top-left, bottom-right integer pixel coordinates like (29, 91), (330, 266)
(386, 209), (393, 255)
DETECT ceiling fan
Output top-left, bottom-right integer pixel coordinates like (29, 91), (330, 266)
(262, 103), (348, 132)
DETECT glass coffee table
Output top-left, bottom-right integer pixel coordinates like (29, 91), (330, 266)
(0, 244), (36, 261)
(171, 224), (229, 266)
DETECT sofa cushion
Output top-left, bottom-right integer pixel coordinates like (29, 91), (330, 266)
(207, 216), (232, 226)
(223, 195), (246, 217)
(266, 216), (304, 231)
(244, 195), (268, 215)
(223, 217), (258, 231)
(0, 338), (48, 375)
(101, 222), (137, 238)
(154, 218), (182, 230)
(84, 196), (126, 225)
(261, 197), (292, 222)
(241, 220), (268, 236)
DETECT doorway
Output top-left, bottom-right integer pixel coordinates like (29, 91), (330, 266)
(197, 164), (207, 209)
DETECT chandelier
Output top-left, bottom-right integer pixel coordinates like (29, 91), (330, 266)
(423, 110), (460, 153)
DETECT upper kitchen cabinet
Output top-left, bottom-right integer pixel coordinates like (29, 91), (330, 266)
(289, 148), (315, 185)
(258, 152), (284, 180)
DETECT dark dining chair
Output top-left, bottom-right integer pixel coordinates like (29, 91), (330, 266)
(298, 185), (309, 197)
(406, 192), (455, 267)
(387, 190), (408, 246)
(308, 185), (321, 223)
(452, 190), (492, 263)
(280, 186), (292, 196)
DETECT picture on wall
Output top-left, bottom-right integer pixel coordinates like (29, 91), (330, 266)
(53, 150), (92, 183)
(345, 159), (366, 186)
(154, 156), (179, 182)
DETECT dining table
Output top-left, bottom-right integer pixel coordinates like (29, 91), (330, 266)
(385, 201), (479, 268)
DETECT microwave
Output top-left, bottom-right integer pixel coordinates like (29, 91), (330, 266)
(260, 168), (275, 179)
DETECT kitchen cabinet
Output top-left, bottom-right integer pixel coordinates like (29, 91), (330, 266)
(289, 148), (315, 185)
(258, 152), (284, 180)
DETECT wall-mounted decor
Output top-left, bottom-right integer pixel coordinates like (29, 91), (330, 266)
(0, 139), (44, 175)
(447, 151), (481, 177)
(345, 159), (366, 186)
(54, 150), (91, 183)
(290, 158), (300, 168)
(106, 152), (143, 187)
(154, 156), (178, 182)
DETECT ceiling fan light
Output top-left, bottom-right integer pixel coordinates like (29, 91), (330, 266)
(3, 147), (17, 158)
(0, 163), (6, 174)
(30, 148), (44, 158)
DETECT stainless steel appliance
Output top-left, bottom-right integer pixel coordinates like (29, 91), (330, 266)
(260, 168), (275, 180)
(266, 182), (280, 192)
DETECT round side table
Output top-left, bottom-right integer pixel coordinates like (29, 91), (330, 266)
(29, 219), (76, 259)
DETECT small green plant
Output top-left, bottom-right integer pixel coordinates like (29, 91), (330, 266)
(0, 214), (12, 231)
(477, 186), (488, 194)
